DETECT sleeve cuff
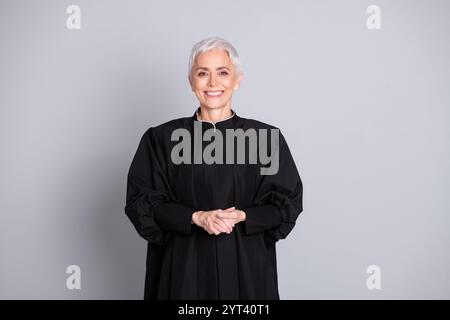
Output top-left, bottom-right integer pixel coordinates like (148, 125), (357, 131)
(243, 204), (282, 235)
(153, 202), (195, 236)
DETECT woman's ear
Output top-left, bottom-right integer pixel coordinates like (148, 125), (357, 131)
(234, 72), (243, 90)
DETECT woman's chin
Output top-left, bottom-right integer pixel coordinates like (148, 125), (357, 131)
(201, 102), (228, 110)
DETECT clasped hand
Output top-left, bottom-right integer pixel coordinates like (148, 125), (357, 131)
(192, 207), (246, 235)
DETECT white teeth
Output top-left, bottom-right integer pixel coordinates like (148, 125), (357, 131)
(205, 91), (223, 96)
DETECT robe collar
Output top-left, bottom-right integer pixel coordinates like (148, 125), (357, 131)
(192, 106), (238, 131)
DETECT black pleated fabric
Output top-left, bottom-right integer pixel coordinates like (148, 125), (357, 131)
(124, 108), (303, 300)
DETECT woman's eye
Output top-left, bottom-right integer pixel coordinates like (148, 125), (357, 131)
(219, 71), (229, 76)
(198, 72), (207, 77)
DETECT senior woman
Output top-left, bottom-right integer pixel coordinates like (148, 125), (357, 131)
(125, 37), (303, 300)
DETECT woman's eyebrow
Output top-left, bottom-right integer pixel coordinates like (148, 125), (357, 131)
(196, 66), (230, 71)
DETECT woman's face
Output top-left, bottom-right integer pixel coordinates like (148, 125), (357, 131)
(189, 49), (243, 111)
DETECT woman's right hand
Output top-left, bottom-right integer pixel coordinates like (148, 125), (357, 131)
(192, 207), (236, 235)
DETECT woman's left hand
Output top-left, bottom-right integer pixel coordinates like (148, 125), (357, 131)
(218, 207), (246, 225)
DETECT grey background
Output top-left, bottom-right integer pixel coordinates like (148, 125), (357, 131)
(0, 0), (449, 299)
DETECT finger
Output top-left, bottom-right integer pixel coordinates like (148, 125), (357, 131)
(210, 224), (221, 235)
(214, 215), (233, 230)
(220, 217), (235, 230)
(205, 224), (215, 235)
(212, 217), (230, 233)
(213, 220), (230, 233)
(226, 219), (235, 230)
(219, 219), (234, 233)
(217, 211), (239, 219)
(223, 206), (235, 212)
(207, 220), (221, 235)
(205, 220), (213, 234)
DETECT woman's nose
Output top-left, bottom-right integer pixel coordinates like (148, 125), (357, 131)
(208, 74), (217, 86)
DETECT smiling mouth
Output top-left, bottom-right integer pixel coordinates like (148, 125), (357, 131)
(204, 90), (224, 98)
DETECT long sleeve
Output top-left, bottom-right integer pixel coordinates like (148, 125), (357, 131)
(242, 130), (303, 243)
(124, 127), (194, 246)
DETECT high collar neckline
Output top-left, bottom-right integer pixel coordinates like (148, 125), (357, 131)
(191, 107), (238, 130)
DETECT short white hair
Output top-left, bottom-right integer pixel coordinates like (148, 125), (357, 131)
(188, 36), (243, 80)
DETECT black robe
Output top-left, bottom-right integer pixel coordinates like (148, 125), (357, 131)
(124, 108), (303, 300)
